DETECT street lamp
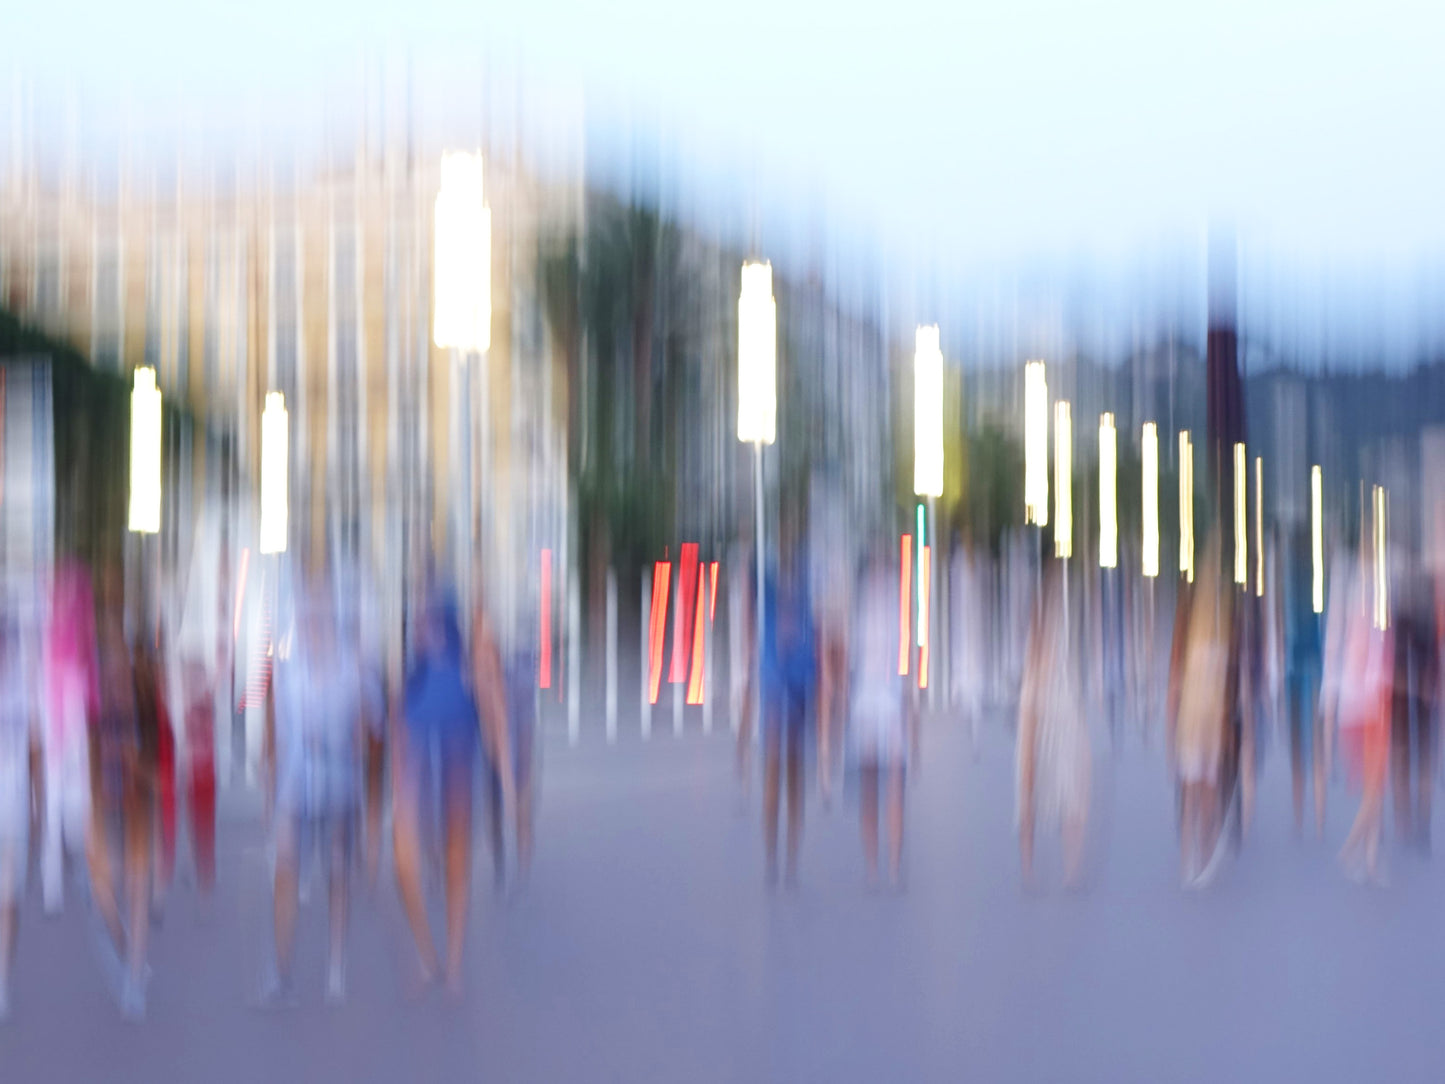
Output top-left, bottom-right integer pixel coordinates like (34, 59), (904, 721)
(738, 259), (776, 723)
(914, 326), (943, 693)
(1141, 422), (1159, 578)
(1234, 442), (1247, 588)
(1098, 412), (1117, 569)
(1054, 400), (1072, 560)
(260, 391), (289, 555)
(1373, 484), (1388, 630)
(1024, 361), (1048, 526)
(128, 366), (162, 534)
(1254, 455), (1264, 598)
(432, 151), (491, 353)
(1179, 430), (1194, 583)
(1311, 465), (1324, 613)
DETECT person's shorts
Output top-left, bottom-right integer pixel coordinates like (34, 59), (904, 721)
(404, 718), (478, 818)
(761, 683), (810, 743)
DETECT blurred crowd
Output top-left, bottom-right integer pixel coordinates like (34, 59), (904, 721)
(0, 491), (1439, 1023)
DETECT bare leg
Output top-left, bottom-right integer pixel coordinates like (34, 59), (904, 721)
(784, 725), (804, 886)
(0, 844), (16, 1017)
(364, 737), (383, 890)
(442, 790), (473, 995)
(885, 765), (905, 887)
(392, 794), (438, 981)
(1179, 784), (1194, 883)
(762, 724), (781, 885)
(87, 803), (124, 951)
(516, 772), (534, 882)
(859, 764), (879, 886)
(1313, 721), (1328, 838)
(123, 787), (150, 1010)
(327, 826), (349, 1002)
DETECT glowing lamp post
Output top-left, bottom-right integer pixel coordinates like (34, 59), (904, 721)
(1373, 484), (1388, 630)
(1141, 422), (1159, 578)
(1024, 361), (1048, 527)
(432, 151), (492, 354)
(1255, 455), (1264, 598)
(128, 366), (162, 534)
(738, 260), (776, 722)
(260, 391), (289, 555)
(914, 326), (943, 693)
(1179, 430), (1194, 583)
(1054, 400), (1072, 560)
(1099, 413), (1117, 569)
(1233, 442), (1248, 588)
(1311, 465), (1324, 613)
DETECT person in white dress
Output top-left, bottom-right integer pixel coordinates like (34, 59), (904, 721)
(848, 548), (911, 889)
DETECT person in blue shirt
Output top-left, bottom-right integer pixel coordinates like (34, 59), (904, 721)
(1283, 530), (1324, 838)
(759, 534), (819, 888)
(393, 584), (507, 997)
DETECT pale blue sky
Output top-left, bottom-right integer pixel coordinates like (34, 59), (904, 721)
(7, 0), (1445, 362)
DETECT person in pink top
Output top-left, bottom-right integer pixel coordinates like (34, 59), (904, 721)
(40, 560), (100, 916)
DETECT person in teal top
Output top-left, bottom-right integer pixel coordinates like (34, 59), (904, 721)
(1283, 530), (1324, 838)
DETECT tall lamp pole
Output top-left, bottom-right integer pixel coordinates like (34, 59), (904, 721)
(738, 260), (776, 732)
(913, 326), (944, 703)
(128, 365), (163, 636)
(433, 150), (491, 642)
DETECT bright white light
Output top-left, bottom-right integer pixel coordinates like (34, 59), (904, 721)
(433, 151), (492, 353)
(1054, 400), (1072, 559)
(1099, 412), (1117, 569)
(127, 366), (162, 534)
(737, 261), (776, 445)
(1255, 455), (1264, 598)
(1234, 442), (1248, 587)
(1311, 465), (1324, 613)
(1142, 422), (1159, 578)
(1179, 430), (1193, 583)
(1374, 484), (1388, 630)
(913, 326), (944, 498)
(260, 391), (289, 555)
(1024, 361), (1048, 526)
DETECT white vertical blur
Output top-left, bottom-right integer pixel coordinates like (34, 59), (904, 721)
(1099, 412), (1117, 569)
(1054, 400), (1071, 559)
(737, 261), (777, 445)
(127, 366), (162, 534)
(1255, 455), (1264, 598)
(1311, 465), (1324, 614)
(1179, 430), (1193, 582)
(1141, 422), (1159, 578)
(1373, 485), (1388, 630)
(1024, 360), (1048, 526)
(1234, 442), (1248, 587)
(913, 325), (943, 499)
(259, 391), (288, 554)
(432, 151), (491, 353)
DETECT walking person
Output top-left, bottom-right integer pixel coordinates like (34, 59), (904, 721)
(848, 547), (911, 889)
(1016, 562), (1091, 890)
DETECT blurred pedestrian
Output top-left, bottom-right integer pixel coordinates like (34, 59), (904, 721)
(0, 588), (39, 1022)
(1283, 530), (1326, 838)
(1170, 535), (1231, 888)
(848, 547), (910, 889)
(1016, 562), (1090, 890)
(263, 576), (364, 1005)
(759, 530), (818, 888)
(394, 586), (495, 996)
(1334, 546), (1392, 885)
(40, 560), (98, 916)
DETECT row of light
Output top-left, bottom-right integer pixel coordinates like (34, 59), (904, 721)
(1020, 361), (1350, 615)
(128, 369), (290, 555)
